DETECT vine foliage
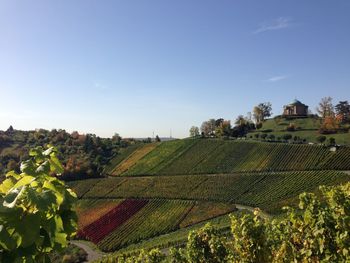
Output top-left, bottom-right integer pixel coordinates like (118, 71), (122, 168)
(0, 146), (77, 262)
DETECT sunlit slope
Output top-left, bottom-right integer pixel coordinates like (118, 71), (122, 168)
(110, 139), (350, 176)
(109, 143), (158, 176)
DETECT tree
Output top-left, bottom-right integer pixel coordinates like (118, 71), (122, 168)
(319, 116), (339, 134)
(0, 147), (77, 262)
(253, 106), (263, 124)
(215, 120), (231, 138)
(200, 119), (216, 137)
(258, 102), (273, 120)
(189, 126), (200, 137)
(112, 133), (122, 144)
(215, 118), (224, 128)
(335, 101), (350, 123)
(317, 97), (334, 118)
(235, 115), (246, 126)
(155, 135), (161, 142)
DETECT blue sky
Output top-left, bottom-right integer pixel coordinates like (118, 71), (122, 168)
(1, 1), (349, 138)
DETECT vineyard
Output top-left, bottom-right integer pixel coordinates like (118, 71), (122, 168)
(69, 170), (350, 214)
(108, 139), (350, 176)
(68, 138), (350, 255)
(77, 199), (149, 243)
(74, 198), (237, 252)
(109, 143), (158, 176)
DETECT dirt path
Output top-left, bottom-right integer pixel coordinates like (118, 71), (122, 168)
(234, 204), (270, 219)
(71, 240), (104, 262)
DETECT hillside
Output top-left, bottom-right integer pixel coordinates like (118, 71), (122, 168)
(67, 136), (350, 254)
(107, 139), (350, 176)
(248, 116), (350, 145)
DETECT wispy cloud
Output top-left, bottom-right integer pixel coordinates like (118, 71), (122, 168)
(266, 75), (289, 82)
(94, 82), (109, 91)
(254, 17), (293, 34)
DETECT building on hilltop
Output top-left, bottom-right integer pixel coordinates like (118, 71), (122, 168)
(283, 99), (308, 117)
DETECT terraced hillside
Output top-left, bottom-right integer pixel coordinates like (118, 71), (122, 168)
(69, 171), (350, 214)
(108, 139), (350, 176)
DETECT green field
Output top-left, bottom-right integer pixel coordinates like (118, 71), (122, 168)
(107, 139), (350, 176)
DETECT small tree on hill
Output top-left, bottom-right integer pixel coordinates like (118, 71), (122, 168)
(335, 100), (350, 123)
(189, 126), (200, 137)
(317, 97), (334, 118)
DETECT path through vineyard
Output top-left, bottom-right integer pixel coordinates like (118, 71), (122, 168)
(71, 240), (104, 262)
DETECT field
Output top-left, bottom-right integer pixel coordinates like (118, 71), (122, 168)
(107, 139), (350, 176)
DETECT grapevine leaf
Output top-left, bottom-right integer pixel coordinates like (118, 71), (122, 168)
(49, 154), (64, 175)
(12, 176), (35, 190)
(0, 225), (16, 250)
(20, 160), (36, 174)
(0, 178), (16, 193)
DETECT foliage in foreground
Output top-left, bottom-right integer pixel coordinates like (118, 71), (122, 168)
(0, 147), (77, 262)
(98, 182), (350, 263)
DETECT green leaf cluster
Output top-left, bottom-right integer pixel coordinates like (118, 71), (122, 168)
(0, 146), (77, 262)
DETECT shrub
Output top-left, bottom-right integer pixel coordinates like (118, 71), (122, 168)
(282, 134), (292, 141)
(260, 134), (268, 140)
(316, 135), (327, 144)
(328, 137), (336, 146)
(286, 123), (296, 132)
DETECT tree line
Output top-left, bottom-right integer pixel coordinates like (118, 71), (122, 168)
(0, 127), (138, 180)
(189, 102), (272, 138)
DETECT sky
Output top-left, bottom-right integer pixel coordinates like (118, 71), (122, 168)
(1, 0), (349, 138)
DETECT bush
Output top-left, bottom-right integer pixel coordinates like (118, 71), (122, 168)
(286, 123), (296, 132)
(316, 135), (327, 144)
(282, 134), (292, 141)
(260, 134), (268, 140)
(328, 137), (336, 146)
